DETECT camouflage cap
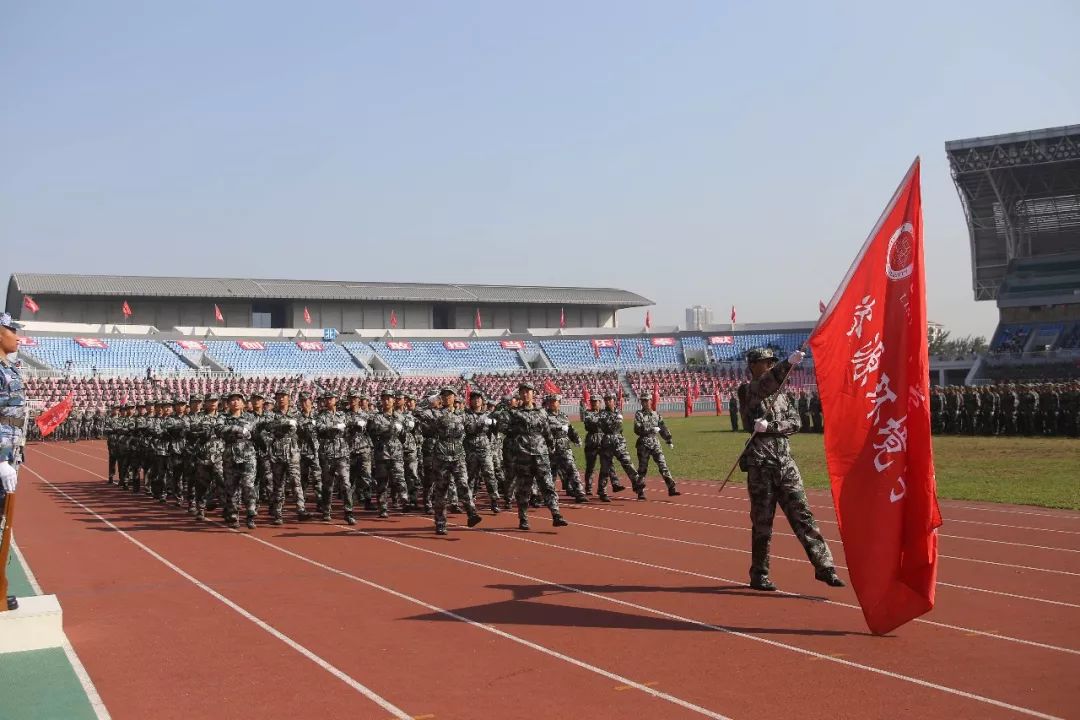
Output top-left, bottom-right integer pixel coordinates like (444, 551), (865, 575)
(746, 347), (778, 364)
(470, 390), (485, 401)
(273, 387), (290, 397)
(226, 390), (245, 399)
(297, 390), (311, 400)
(518, 381), (536, 392)
(204, 393), (220, 402)
(403, 392), (415, 401)
(543, 393), (561, 404)
(602, 391), (616, 400)
(439, 386), (457, 397)
(0, 312), (22, 331)
(250, 391), (266, 401)
(189, 394), (203, 403)
(320, 391), (338, 400)
(346, 389), (362, 399)
(156, 398), (171, 406)
(380, 388), (396, 398)
(173, 396), (187, 405)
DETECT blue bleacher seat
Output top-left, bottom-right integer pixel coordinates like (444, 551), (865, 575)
(198, 341), (361, 374)
(21, 337), (190, 373)
(367, 340), (532, 373)
(538, 338), (685, 369)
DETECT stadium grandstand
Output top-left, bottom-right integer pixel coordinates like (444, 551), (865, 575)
(946, 124), (1080, 382)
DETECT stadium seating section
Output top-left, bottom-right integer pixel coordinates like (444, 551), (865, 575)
(368, 340), (534, 373)
(21, 337), (189, 373)
(539, 338), (685, 368)
(990, 324), (1032, 352)
(694, 331), (811, 363)
(198, 341), (361, 374)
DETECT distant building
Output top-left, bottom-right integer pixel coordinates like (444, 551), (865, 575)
(685, 305), (712, 331)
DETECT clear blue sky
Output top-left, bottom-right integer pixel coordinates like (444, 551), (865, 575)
(2, 0), (1078, 337)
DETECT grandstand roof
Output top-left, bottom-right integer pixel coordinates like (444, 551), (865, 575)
(8, 273), (651, 307)
(945, 124), (1080, 302)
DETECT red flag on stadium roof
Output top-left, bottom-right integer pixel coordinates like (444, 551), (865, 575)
(819, 299), (827, 314)
(22, 296), (39, 314)
(730, 305), (736, 325)
(809, 158), (940, 635)
(475, 308), (482, 330)
(559, 307), (566, 329)
(303, 306), (312, 325)
(214, 304), (224, 323)
(122, 300), (132, 318)
(645, 310), (651, 330)
(389, 310), (398, 329)
(36, 391), (74, 438)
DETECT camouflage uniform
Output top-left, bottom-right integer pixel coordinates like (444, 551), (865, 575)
(104, 410), (120, 482)
(545, 404), (586, 500)
(502, 391), (566, 529)
(597, 405), (638, 498)
(999, 386), (1017, 435)
(297, 402), (322, 503)
(367, 407), (407, 516)
(347, 403), (374, 507)
(633, 408), (677, 496)
(1017, 387), (1039, 436)
(739, 351), (836, 587)
(429, 403), (482, 533)
(316, 407), (354, 521)
(264, 408), (307, 522)
(796, 393), (810, 432)
(0, 352), (26, 513)
(251, 403), (272, 505)
(581, 405), (603, 494)
(401, 408), (421, 505)
(220, 410), (259, 527)
(191, 410), (225, 518)
(809, 393), (823, 433)
(463, 406), (502, 511)
(163, 407), (188, 504)
(148, 409), (171, 501)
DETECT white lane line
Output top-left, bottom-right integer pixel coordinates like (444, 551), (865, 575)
(30, 450), (734, 720)
(578, 506), (1080, 609)
(21, 464), (413, 720)
(673, 492), (1080, 536)
(256, 518), (1064, 720)
(676, 480), (1080, 520)
(11, 539), (113, 720)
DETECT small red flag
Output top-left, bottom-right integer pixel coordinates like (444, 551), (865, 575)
(475, 308), (482, 330)
(122, 300), (132, 318)
(214, 304), (224, 323)
(651, 382), (660, 409)
(714, 387), (722, 416)
(389, 310), (398, 329)
(809, 158), (940, 635)
(23, 296), (39, 314)
(644, 311), (651, 330)
(616, 385), (624, 409)
(684, 386), (694, 417)
(819, 300), (827, 314)
(730, 305), (736, 324)
(582, 387), (591, 407)
(559, 307), (566, 329)
(542, 378), (561, 396)
(303, 306), (312, 325)
(36, 391), (74, 438)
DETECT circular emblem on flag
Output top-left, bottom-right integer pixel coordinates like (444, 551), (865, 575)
(886, 222), (914, 281)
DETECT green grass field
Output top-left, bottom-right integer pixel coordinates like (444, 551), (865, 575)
(570, 416), (1080, 510)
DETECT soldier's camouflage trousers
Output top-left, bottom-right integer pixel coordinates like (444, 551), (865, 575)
(167, 455), (187, 503)
(636, 439), (674, 490)
(300, 454), (322, 503)
(583, 445), (601, 492)
(508, 452), (560, 514)
(403, 445), (420, 503)
(350, 449), (373, 504)
(421, 450), (457, 507)
(746, 461), (833, 582)
(255, 454), (271, 504)
(223, 459), (257, 521)
(549, 447), (584, 497)
(466, 449), (500, 504)
(319, 455), (353, 517)
(271, 454), (305, 518)
(194, 460), (225, 512)
(150, 454), (170, 500)
(431, 454), (478, 525)
(373, 456), (407, 512)
(598, 442), (638, 496)
(107, 443), (118, 481)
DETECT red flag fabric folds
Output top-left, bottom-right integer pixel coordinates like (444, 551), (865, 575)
(475, 308), (482, 330)
(389, 310), (398, 329)
(214, 304), (224, 323)
(651, 382), (660, 409)
(644, 311), (651, 330)
(303, 306), (312, 325)
(808, 158), (941, 635)
(582, 388), (591, 407)
(542, 378), (561, 396)
(730, 305), (736, 324)
(22, 296), (39, 314)
(122, 301), (132, 318)
(36, 392), (74, 438)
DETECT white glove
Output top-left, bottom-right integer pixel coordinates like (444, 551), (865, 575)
(753, 418), (769, 434)
(335, 423), (346, 431)
(287, 419), (297, 429)
(788, 351), (805, 365)
(0, 461), (17, 493)
(393, 422), (402, 432)
(562, 424), (569, 432)
(653, 427), (661, 433)
(406, 419), (415, 430)
(668, 442), (674, 449)
(239, 428), (250, 439)
(484, 417), (493, 426)
(358, 420), (367, 428)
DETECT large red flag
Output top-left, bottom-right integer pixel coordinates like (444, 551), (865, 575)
(23, 296), (39, 314)
(214, 304), (224, 323)
(809, 158), (941, 635)
(122, 300), (132, 318)
(36, 392), (74, 438)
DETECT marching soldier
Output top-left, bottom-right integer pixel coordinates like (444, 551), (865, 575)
(296, 391), (322, 510)
(581, 396), (604, 494)
(464, 390), (502, 513)
(428, 387), (483, 535)
(728, 392), (739, 432)
(596, 392), (638, 501)
(543, 394), (587, 502)
(315, 391), (355, 525)
(501, 382), (567, 530)
(633, 395), (679, 500)
(220, 391), (259, 529)
(265, 388), (308, 524)
(191, 394), (225, 521)
(346, 390), (374, 510)
(368, 389), (409, 518)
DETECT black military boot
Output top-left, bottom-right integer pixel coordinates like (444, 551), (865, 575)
(667, 483), (681, 497)
(574, 493), (588, 503)
(552, 513), (569, 528)
(611, 482), (626, 493)
(345, 514), (357, 526)
(245, 516), (257, 530)
(435, 521), (448, 536)
(815, 568), (846, 587)
(636, 489), (647, 501)
(518, 508), (530, 531)
(322, 512), (332, 522)
(363, 499), (375, 512)
(271, 515), (284, 526)
(750, 576), (777, 592)
(297, 510), (310, 521)
(597, 493), (611, 503)
(467, 512), (483, 528)
(227, 517), (240, 529)
(377, 507), (389, 519)
(423, 502), (433, 515)
(490, 501), (502, 514)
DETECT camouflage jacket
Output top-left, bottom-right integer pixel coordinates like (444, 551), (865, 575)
(315, 410), (350, 460)
(191, 413), (225, 464)
(596, 409), (628, 450)
(581, 409), (602, 451)
(297, 410), (320, 458)
(738, 359), (800, 468)
(633, 409), (671, 446)
(346, 410), (373, 453)
(502, 405), (552, 457)
(400, 411), (418, 452)
(545, 410), (580, 452)
(368, 410), (404, 462)
(261, 409), (300, 462)
(220, 413), (257, 464)
(463, 409), (494, 454)
(428, 408), (466, 461)
(162, 415), (187, 455)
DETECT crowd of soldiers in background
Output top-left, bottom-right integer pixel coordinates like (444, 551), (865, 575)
(28, 408), (106, 442)
(48, 384), (679, 535)
(728, 390), (825, 433)
(930, 382), (1080, 437)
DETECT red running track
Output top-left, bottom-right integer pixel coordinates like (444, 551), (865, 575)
(12, 441), (1080, 720)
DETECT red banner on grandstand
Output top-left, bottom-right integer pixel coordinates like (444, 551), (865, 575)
(443, 340), (470, 350)
(592, 338), (616, 348)
(176, 340), (207, 351)
(809, 158), (940, 635)
(650, 337), (675, 346)
(709, 335), (734, 345)
(16, 336), (37, 347)
(236, 341), (265, 351)
(499, 340), (525, 350)
(296, 341), (325, 351)
(75, 337), (108, 349)
(386, 341), (412, 351)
